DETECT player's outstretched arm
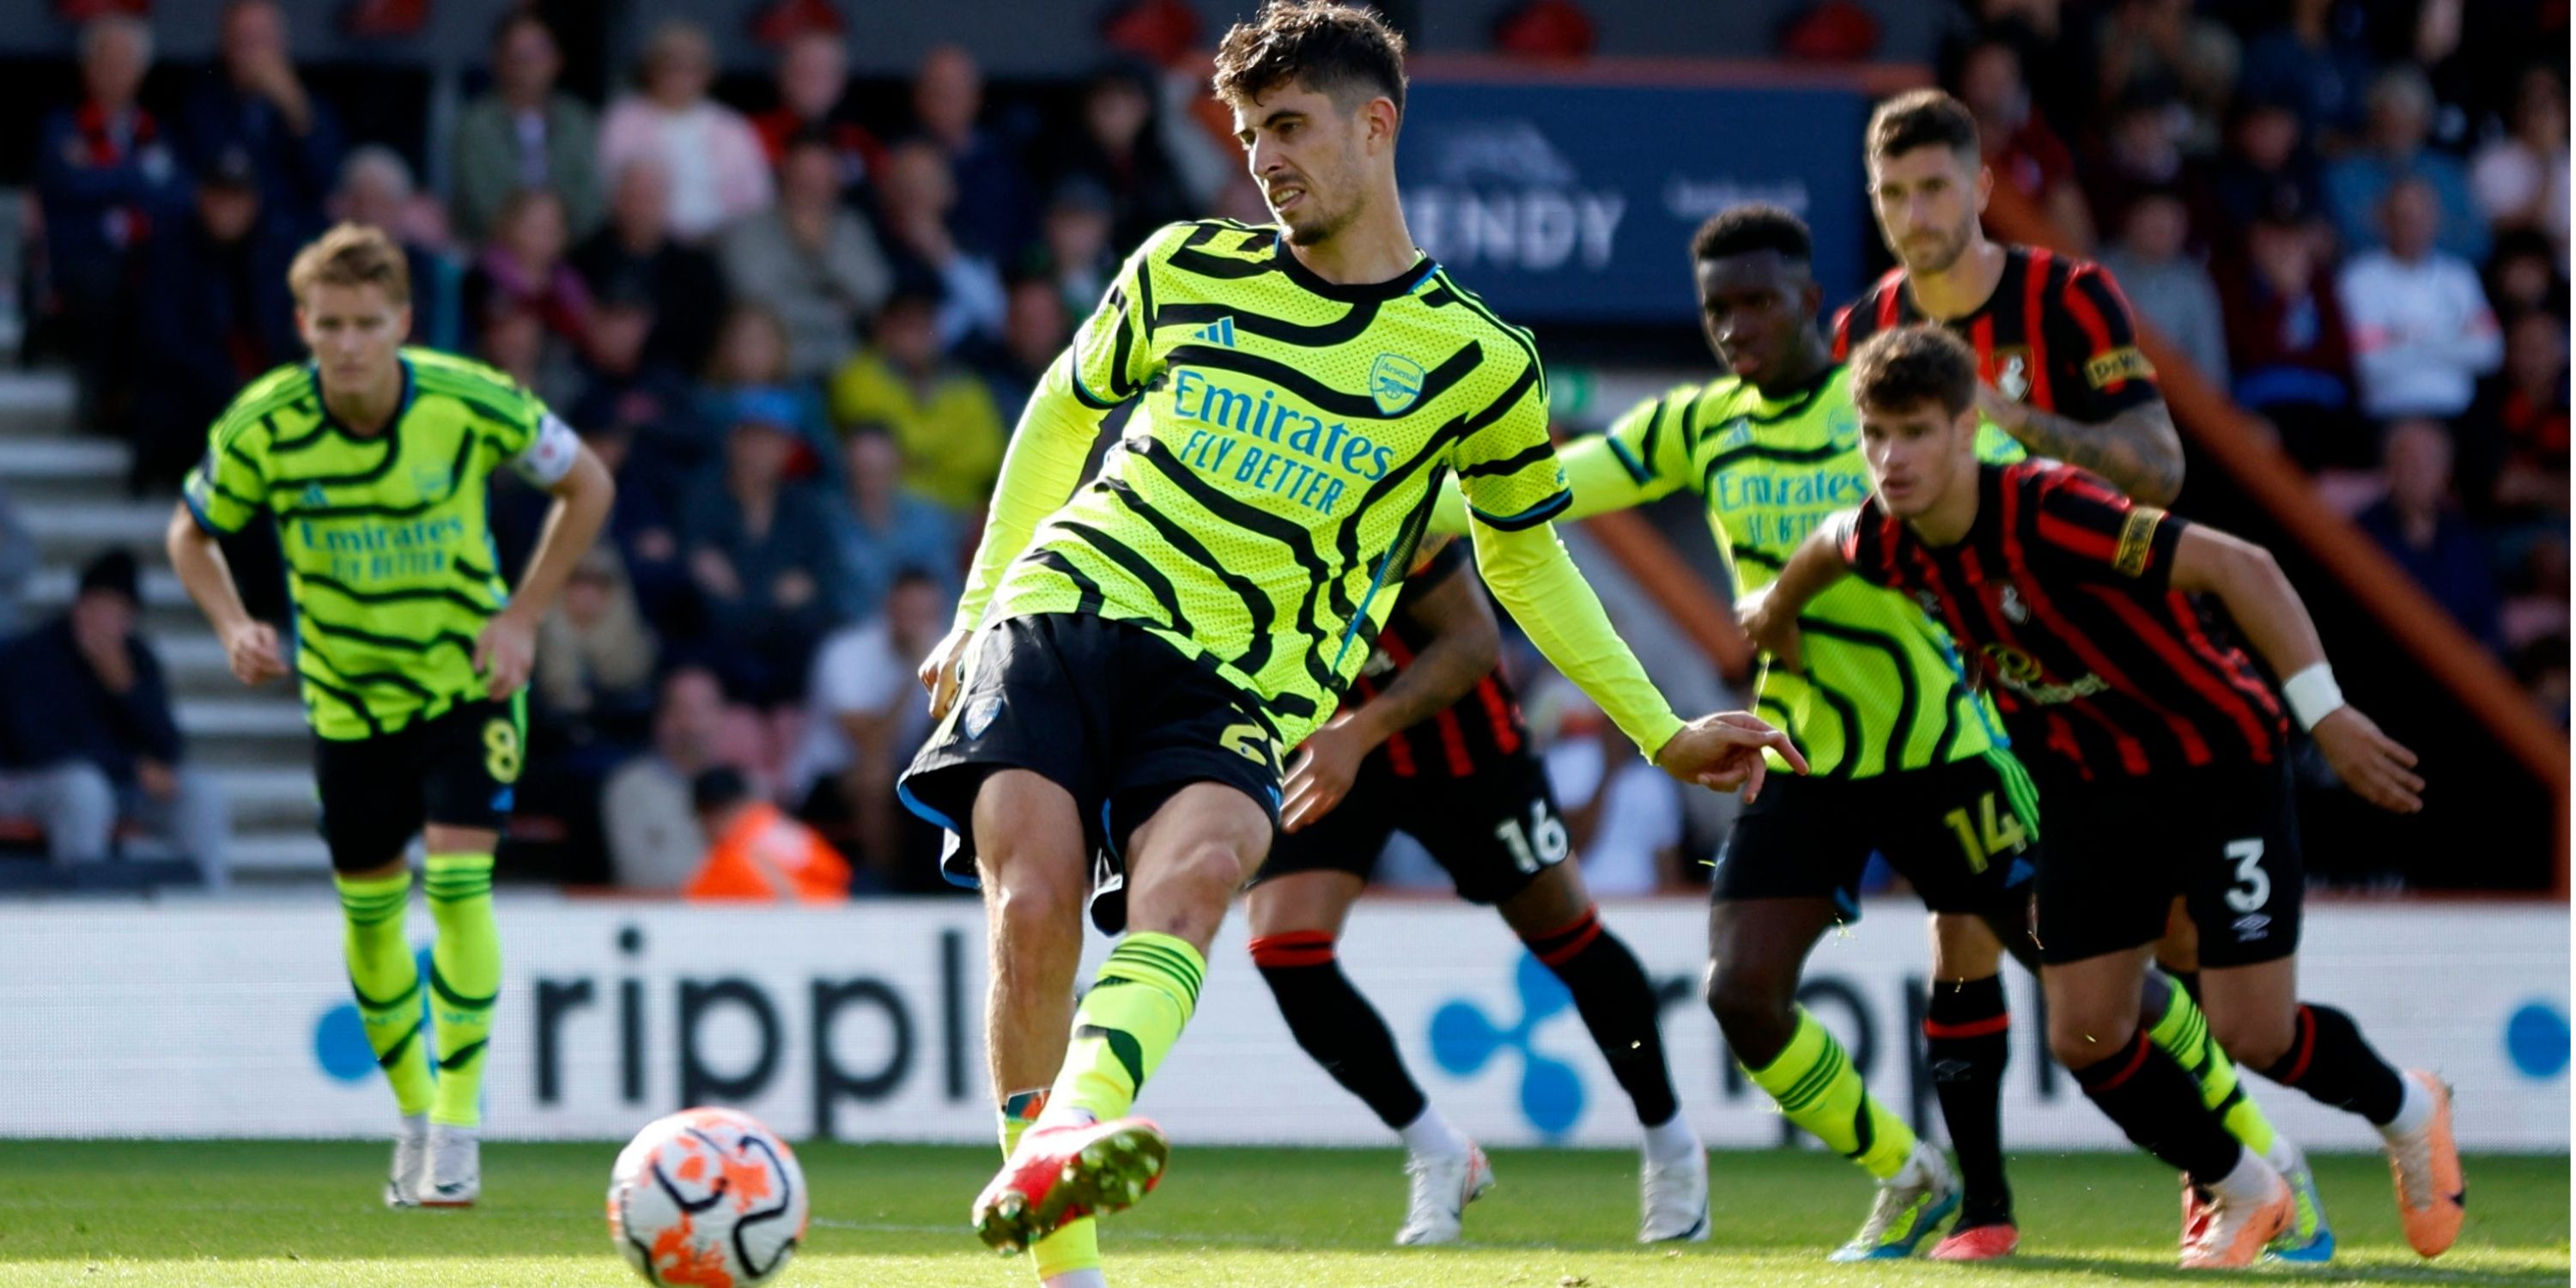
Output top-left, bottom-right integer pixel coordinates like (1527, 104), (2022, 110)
(479, 440), (617, 700)
(1736, 523), (1855, 675)
(1468, 519), (1802, 799)
(2168, 525), (2424, 813)
(1427, 394), (1691, 538)
(165, 504), (285, 687)
(1283, 540), (1500, 830)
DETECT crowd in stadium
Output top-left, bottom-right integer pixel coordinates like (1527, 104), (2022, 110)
(0, 0), (2564, 895)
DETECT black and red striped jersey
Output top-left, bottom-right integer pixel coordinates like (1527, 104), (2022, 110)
(1346, 538), (1530, 780)
(1832, 244), (2160, 425)
(1834, 460), (2287, 781)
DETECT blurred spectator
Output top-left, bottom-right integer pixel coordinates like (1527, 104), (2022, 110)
(2093, 0), (2238, 153)
(39, 14), (187, 435)
(0, 552), (228, 886)
(2458, 310), (2570, 526)
(1493, 0), (1600, 58)
(1037, 177), (1120, 319)
(684, 766), (852, 902)
(178, 0), (343, 238)
(2084, 93), (2190, 242)
(2470, 65), (2568, 267)
(572, 158), (729, 374)
(877, 140), (1010, 346)
(2501, 542), (2571, 655)
(828, 283), (1006, 515)
(751, 26), (884, 196)
(1099, 0), (1240, 210)
(829, 428), (961, 623)
(599, 20), (772, 243)
(720, 128), (892, 382)
(1055, 60), (1195, 252)
(2099, 188), (2227, 386)
(2513, 634), (2570, 728)
(465, 189), (592, 394)
(2200, 97), (2325, 251)
(450, 11), (605, 245)
(684, 394), (844, 706)
(126, 150), (299, 494)
(603, 665), (730, 892)
(1539, 696), (1683, 896)
(2223, 211), (2360, 469)
(699, 303), (836, 469)
(977, 275), (1072, 420)
(0, 485), (33, 639)
(2482, 228), (2569, 319)
(536, 547), (659, 738)
(2324, 66), (2488, 264)
(787, 568), (946, 883)
(1954, 36), (2094, 251)
(2238, 0), (2377, 144)
(576, 420), (694, 642)
(909, 44), (1035, 263)
(477, 304), (565, 404)
(2356, 419), (2504, 655)
(2338, 177), (2502, 420)
(330, 146), (458, 351)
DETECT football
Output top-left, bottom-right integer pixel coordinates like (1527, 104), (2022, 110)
(608, 1107), (811, 1287)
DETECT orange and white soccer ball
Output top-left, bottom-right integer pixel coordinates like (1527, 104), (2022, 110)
(608, 1107), (810, 1287)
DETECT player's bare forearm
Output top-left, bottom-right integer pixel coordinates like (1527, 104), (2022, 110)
(1345, 559), (1501, 748)
(506, 445), (616, 628)
(2167, 526), (2326, 679)
(1991, 396), (2184, 506)
(164, 505), (253, 636)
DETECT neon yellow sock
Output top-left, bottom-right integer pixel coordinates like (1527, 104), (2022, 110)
(1002, 1090), (1102, 1279)
(1048, 933), (1203, 1125)
(1743, 1009), (1917, 1179)
(423, 853), (500, 1128)
(2145, 974), (2278, 1157)
(336, 870), (433, 1116)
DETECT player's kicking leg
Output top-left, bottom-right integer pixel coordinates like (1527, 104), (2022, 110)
(1496, 863), (1705, 1242)
(1247, 869), (1494, 1246)
(1708, 897), (1956, 1261)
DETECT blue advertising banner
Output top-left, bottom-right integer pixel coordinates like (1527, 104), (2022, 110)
(1397, 79), (1875, 325)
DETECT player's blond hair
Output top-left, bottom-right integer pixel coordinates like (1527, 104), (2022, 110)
(288, 222), (411, 307)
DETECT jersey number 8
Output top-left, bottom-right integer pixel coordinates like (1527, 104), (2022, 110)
(483, 718), (523, 785)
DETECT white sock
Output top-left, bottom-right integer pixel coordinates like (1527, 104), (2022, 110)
(1042, 1269), (1108, 1288)
(2207, 1146), (2277, 1203)
(1888, 1140), (1932, 1188)
(2262, 1133), (2304, 1176)
(1640, 1115), (1700, 1165)
(1397, 1105), (1468, 1158)
(2379, 1072), (2434, 1139)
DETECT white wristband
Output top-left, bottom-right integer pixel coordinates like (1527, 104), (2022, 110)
(2281, 662), (2345, 731)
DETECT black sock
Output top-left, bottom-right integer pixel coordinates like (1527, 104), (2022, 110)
(1250, 930), (1425, 1130)
(1526, 906), (1680, 1127)
(2069, 1029), (2243, 1182)
(2257, 1003), (2408, 1126)
(1927, 975), (2012, 1228)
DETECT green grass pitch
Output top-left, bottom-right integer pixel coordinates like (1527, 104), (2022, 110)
(0, 1141), (2563, 1286)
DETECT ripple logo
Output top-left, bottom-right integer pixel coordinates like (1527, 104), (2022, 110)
(313, 946), (437, 1084)
(2504, 1000), (2569, 1080)
(1429, 953), (1583, 1137)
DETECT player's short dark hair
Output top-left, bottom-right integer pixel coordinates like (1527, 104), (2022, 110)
(289, 222), (411, 307)
(1691, 204), (1812, 266)
(1868, 88), (1979, 162)
(1212, 1), (1407, 120)
(1849, 325), (1977, 416)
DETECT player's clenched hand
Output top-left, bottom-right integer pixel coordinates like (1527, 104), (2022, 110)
(2312, 706), (2424, 813)
(918, 625), (974, 721)
(1281, 713), (1370, 832)
(222, 621), (288, 686)
(474, 611), (538, 700)
(1737, 592), (1804, 672)
(1654, 711), (1807, 803)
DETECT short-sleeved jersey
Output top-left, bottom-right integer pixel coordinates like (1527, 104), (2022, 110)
(185, 349), (570, 740)
(1832, 245), (2160, 424)
(1345, 537), (1529, 781)
(1835, 461), (2287, 781)
(1599, 366), (2020, 778)
(984, 220), (1567, 747)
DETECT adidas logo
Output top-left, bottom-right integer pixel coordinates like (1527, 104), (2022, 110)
(1189, 317), (1238, 348)
(301, 483), (329, 507)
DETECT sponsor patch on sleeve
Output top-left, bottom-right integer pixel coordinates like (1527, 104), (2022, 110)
(2084, 346), (2156, 389)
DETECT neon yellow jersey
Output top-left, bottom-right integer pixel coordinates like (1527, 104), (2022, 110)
(185, 349), (571, 740)
(1577, 367), (2023, 778)
(969, 220), (1577, 747)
